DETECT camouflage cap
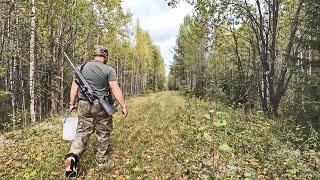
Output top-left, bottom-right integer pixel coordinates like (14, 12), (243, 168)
(93, 45), (108, 57)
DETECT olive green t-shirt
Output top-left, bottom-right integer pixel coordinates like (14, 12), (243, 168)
(76, 60), (117, 100)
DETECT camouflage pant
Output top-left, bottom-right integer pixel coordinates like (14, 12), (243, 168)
(69, 100), (113, 163)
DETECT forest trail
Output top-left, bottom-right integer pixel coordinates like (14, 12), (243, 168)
(0, 92), (319, 179)
(0, 92), (191, 179)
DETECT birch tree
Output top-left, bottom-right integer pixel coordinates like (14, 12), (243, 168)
(29, 0), (36, 123)
(0, 0), (166, 129)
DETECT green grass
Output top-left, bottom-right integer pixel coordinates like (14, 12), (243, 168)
(0, 91), (319, 179)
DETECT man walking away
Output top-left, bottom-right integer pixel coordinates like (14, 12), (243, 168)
(64, 45), (128, 177)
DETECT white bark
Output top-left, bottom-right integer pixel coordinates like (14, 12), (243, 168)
(29, 0), (36, 123)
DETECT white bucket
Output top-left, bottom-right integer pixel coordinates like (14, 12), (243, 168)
(62, 115), (78, 141)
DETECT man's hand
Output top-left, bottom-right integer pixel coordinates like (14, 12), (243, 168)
(122, 107), (128, 117)
(69, 105), (77, 112)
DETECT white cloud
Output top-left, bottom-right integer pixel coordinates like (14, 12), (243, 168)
(122, 0), (193, 74)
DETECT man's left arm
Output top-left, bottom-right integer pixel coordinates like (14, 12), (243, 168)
(109, 80), (128, 117)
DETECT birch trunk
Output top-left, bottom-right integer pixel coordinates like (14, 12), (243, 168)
(59, 0), (67, 110)
(29, 0), (36, 123)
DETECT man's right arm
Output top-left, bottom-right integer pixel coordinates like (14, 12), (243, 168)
(69, 80), (79, 111)
(109, 81), (128, 117)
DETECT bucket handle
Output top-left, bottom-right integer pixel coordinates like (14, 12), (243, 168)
(63, 110), (72, 123)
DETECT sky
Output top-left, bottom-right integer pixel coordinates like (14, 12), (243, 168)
(122, 0), (193, 73)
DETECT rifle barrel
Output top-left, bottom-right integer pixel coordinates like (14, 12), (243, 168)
(63, 52), (77, 70)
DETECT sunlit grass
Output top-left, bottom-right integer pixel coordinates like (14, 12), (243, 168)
(0, 91), (319, 179)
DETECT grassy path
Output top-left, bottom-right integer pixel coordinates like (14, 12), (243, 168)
(109, 91), (190, 178)
(0, 92), (192, 179)
(0, 91), (319, 179)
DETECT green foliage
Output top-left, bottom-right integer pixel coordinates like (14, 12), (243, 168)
(169, 0), (320, 118)
(168, 15), (207, 96)
(0, 91), (10, 100)
(209, 85), (230, 103)
(178, 93), (319, 179)
(0, 0), (166, 128)
(281, 0), (320, 129)
(203, 132), (213, 143)
(218, 143), (231, 152)
(134, 24), (166, 91)
(203, 113), (210, 120)
(0, 92), (319, 179)
(213, 119), (227, 128)
(0, 67), (5, 77)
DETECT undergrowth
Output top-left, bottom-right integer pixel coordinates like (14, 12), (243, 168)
(0, 91), (319, 179)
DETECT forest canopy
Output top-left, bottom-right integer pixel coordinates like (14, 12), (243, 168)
(167, 0), (320, 126)
(0, 0), (165, 130)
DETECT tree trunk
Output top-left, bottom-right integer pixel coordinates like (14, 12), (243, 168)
(130, 60), (134, 95)
(10, 5), (17, 128)
(59, 0), (67, 110)
(29, 0), (36, 123)
(249, 0), (303, 117)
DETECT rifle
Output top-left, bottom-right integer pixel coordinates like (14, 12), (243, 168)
(64, 52), (117, 116)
